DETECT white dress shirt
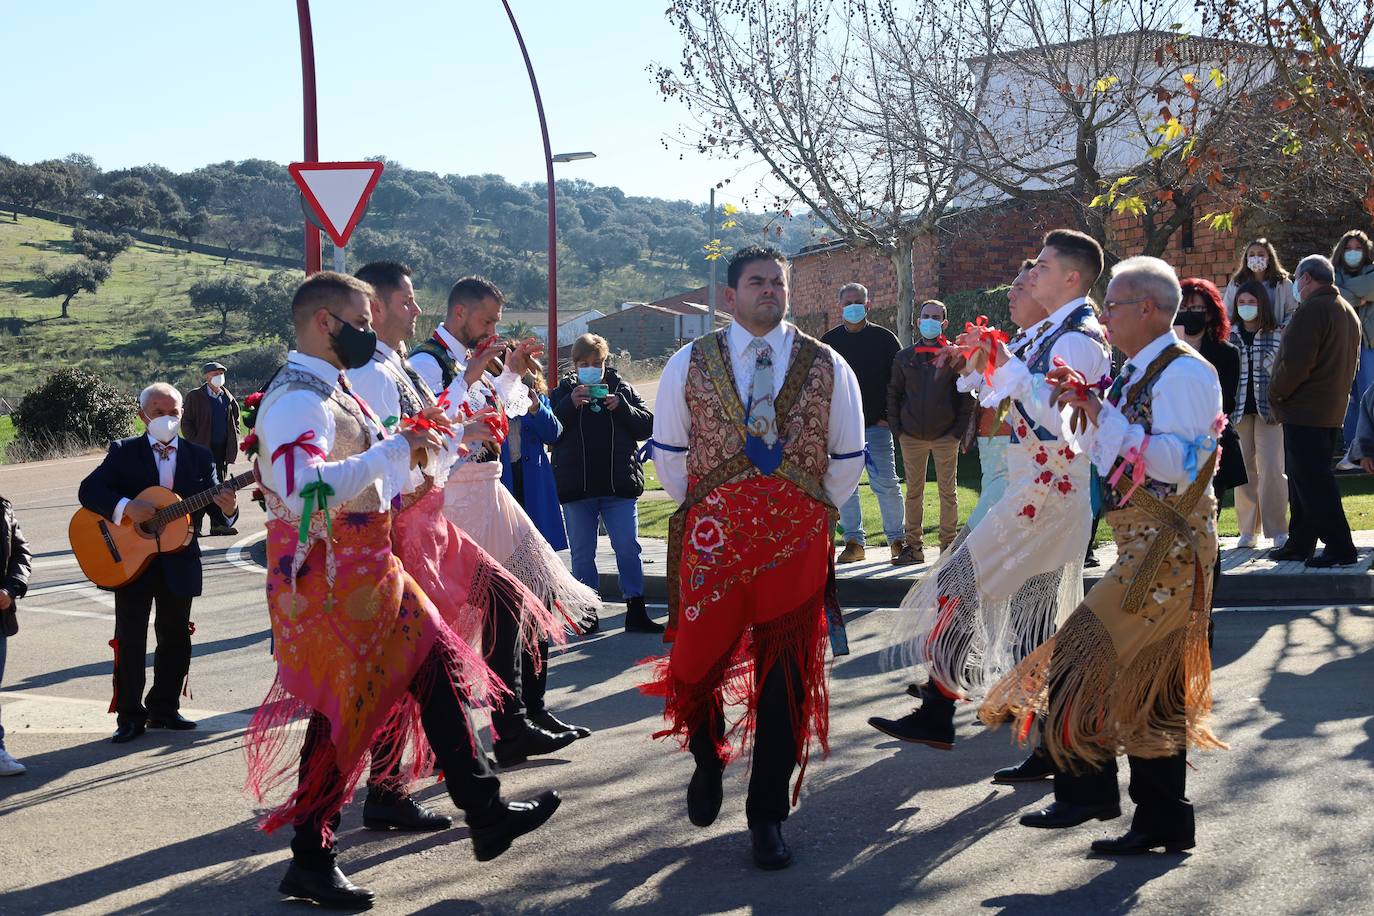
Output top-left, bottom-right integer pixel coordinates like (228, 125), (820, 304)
(976, 297), (1112, 439)
(652, 320), (867, 507)
(111, 433), (178, 525)
(1089, 330), (1223, 488)
(257, 351), (411, 517)
(410, 325), (530, 420)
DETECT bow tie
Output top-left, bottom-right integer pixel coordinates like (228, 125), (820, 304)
(153, 442), (176, 461)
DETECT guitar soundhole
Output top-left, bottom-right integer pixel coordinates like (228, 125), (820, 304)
(98, 521), (123, 561)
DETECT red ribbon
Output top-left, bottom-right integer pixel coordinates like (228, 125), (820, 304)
(401, 412), (456, 439)
(459, 400), (510, 446)
(911, 334), (951, 355)
(271, 430), (326, 497)
(958, 316), (1009, 382)
(1049, 356), (1113, 400)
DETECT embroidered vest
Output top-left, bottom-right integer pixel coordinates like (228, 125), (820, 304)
(1024, 303), (1108, 375)
(1105, 343), (1204, 511)
(684, 328), (833, 502)
(412, 336), (457, 389)
(258, 367), (383, 514)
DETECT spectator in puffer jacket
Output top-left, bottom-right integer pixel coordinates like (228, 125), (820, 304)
(550, 334), (662, 634)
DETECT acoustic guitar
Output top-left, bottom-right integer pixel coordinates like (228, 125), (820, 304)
(69, 470), (256, 589)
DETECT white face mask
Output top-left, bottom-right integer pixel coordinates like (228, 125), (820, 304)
(209, 374), (225, 389)
(1344, 249), (1365, 270)
(147, 415), (180, 444)
(1247, 255), (1268, 273)
(1237, 304), (1260, 322)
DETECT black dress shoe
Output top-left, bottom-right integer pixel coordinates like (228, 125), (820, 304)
(624, 596), (666, 634)
(278, 861), (376, 909)
(687, 761), (724, 827)
(867, 706), (955, 750)
(529, 709), (592, 739)
(147, 711), (197, 730)
(111, 722), (146, 744)
(1305, 551), (1359, 568)
(992, 750), (1056, 784)
(469, 790), (561, 862)
(363, 789), (452, 831)
(208, 525), (239, 536)
(1019, 800), (1121, 829)
(494, 724), (578, 767)
(1091, 827), (1195, 855)
(750, 821), (793, 870)
(1268, 544), (1313, 562)
(578, 612), (601, 636)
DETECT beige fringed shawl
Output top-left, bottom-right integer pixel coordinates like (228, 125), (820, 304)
(980, 347), (1227, 770)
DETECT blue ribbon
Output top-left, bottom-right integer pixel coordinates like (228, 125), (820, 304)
(636, 439), (688, 463)
(1182, 434), (1218, 483)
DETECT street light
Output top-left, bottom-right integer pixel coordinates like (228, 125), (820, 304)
(552, 152), (596, 164)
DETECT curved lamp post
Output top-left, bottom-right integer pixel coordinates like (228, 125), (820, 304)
(296, 0), (322, 274)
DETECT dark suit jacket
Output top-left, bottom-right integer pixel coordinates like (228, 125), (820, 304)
(181, 384), (240, 465)
(78, 436), (218, 598)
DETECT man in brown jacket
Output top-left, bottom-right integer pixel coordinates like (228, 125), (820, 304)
(887, 299), (976, 564)
(181, 361), (241, 536)
(1269, 254), (1361, 567)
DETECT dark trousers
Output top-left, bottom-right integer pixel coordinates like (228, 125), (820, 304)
(689, 657), (801, 826)
(112, 582), (192, 726)
(521, 639), (550, 716)
(295, 642), (501, 868)
(1283, 424), (1355, 557)
(1053, 751), (1193, 838)
(484, 584), (530, 737)
(192, 452), (230, 533)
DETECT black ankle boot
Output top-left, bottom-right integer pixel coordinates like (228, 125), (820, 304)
(866, 683), (956, 749)
(624, 596), (665, 634)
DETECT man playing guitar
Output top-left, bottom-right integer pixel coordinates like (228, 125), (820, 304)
(77, 382), (238, 744)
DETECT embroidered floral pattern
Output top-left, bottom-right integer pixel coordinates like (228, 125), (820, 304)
(690, 516), (726, 556)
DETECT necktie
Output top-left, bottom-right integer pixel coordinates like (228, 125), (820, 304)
(1106, 362), (1136, 406)
(746, 338), (778, 447)
(153, 442), (176, 462)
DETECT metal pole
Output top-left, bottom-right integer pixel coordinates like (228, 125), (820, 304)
(333, 244), (345, 274)
(499, 0), (559, 388)
(296, 0), (322, 275)
(707, 187), (718, 326)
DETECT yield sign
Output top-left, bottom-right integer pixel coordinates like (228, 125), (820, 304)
(288, 161), (385, 247)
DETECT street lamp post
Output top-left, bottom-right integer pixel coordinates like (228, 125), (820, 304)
(296, 0), (322, 275)
(499, 0), (597, 386)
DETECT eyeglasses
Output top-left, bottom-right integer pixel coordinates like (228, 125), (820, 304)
(1102, 296), (1148, 314)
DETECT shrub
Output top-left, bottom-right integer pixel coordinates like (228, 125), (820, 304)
(71, 227), (133, 262)
(13, 367), (133, 457)
(940, 286), (1013, 334)
(228, 341), (288, 396)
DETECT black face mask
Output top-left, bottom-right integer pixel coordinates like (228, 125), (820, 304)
(1174, 312), (1207, 337)
(327, 312), (378, 370)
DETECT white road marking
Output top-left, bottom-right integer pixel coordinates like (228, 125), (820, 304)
(225, 530), (267, 576)
(14, 603), (113, 620)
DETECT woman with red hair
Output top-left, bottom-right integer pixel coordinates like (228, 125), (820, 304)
(1177, 278), (1248, 497)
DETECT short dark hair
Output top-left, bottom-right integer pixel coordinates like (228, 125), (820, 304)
(1043, 229), (1104, 290)
(354, 260), (412, 302)
(291, 271), (375, 331)
(1020, 258), (1036, 273)
(446, 275), (505, 314)
(917, 298), (947, 319)
(726, 245), (787, 289)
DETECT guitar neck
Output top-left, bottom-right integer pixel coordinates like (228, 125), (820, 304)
(147, 471), (255, 528)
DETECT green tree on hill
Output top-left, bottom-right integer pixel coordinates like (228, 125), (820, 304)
(71, 227), (132, 262)
(45, 258), (112, 319)
(501, 319), (538, 341)
(190, 274), (257, 340)
(0, 161), (76, 221)
(246, 269), (304, 344)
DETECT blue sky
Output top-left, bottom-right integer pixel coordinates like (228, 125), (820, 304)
(0, 0), (763, 206)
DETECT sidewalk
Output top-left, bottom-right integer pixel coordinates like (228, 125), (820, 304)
(568, 531), (1374, 606)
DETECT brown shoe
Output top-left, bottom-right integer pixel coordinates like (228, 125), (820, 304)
(889, 540), (905, 561)
(838, 540), (866, 563)
(892, 545), (924, 566)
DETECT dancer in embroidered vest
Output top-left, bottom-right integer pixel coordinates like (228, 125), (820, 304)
(413, 275), (600, 765)
(982, 256), (1225, 855)
(642, 247), (866, 870)
(349, 261), (582, 769)
(871, 231), (1111, 778)
(245, 272), (560, 909)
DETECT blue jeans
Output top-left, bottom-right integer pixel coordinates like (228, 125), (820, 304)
(1344, 344), (1374, 448)
(563, 496), (645, 599)
(839, 425), (906, 544)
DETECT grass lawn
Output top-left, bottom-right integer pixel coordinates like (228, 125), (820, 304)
(0, 414), (13, 462)
(634, 450), (1374, 543)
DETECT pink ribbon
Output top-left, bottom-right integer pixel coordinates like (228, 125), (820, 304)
(271, 430), (326, 497)
(1108, 434), (1152, 503)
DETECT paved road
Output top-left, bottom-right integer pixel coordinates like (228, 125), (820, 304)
(1, 455), (1372, 914)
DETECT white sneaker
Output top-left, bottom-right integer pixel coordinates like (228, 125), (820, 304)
(0, 749), (25, 776)
(1236, 534), (1258, 549)
(1337, 453), (1360, 471)
(1271, 534), (1288, 550)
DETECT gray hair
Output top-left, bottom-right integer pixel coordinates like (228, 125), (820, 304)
(837, 281), (868, 303)
(1295, 254), (1335, 285)
(1111, 255), (1182, 318)
(138, 382), (182, 410)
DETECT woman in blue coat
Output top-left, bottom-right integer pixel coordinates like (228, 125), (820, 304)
(500, 373), (568, 551)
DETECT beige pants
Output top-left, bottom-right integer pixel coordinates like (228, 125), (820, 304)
(1233, 413), (1289, 541)
(899, 434), (960, 548)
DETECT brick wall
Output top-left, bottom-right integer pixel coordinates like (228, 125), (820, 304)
(788, 244), (900, 338)
(586, 309), (679, 360)
(937, 200), (1076, 291)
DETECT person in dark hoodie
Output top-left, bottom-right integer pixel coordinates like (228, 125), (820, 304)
(550, 333), (663, 633)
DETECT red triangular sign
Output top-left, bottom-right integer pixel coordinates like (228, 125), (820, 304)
(288, 161), (385, 247)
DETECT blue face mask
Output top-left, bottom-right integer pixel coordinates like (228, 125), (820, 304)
(577, 365), (604, 385)
(842, 303), (867, 324)
(918, 317), (944, 340)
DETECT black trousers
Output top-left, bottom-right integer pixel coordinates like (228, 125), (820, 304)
(192, 451), (230, 532)
(689, 656), (802, 826)
(296, 642), (501, 867)
(521, 639), (550, 716)
(112, 582), (192, 726)
(483, 583), (530, 737)
(1053, 751), (1193, 838)
(1283, 424), (1355, 557)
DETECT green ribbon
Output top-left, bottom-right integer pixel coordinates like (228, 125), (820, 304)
(298, 475), (335, 545)
(383, 415), (399, 430)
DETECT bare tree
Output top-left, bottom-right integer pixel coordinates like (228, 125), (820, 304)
(660, 0), (972, 341)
